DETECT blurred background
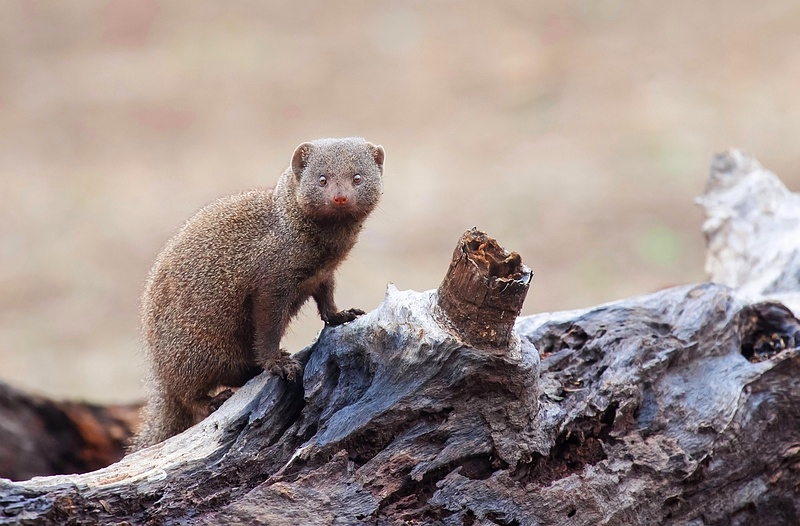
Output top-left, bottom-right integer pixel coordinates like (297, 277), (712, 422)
(1, 1), (799, 403)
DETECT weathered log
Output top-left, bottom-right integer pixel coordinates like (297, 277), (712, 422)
(0, 381), (138, 482)
(1, 150), (800, 525)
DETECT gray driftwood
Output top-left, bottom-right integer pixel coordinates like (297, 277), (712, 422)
(2, 150), (800, 525)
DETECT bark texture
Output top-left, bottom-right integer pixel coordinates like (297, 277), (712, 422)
(437, 227), (532, 350)
(1, 149), (799, 526)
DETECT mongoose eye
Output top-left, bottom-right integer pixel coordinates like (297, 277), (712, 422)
(318, 175), (327, 187)
(353, 174), (362, 185)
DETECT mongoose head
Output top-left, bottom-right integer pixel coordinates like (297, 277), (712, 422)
(290, 137), (384, 222)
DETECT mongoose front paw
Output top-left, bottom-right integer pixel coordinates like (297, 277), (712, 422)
(325, 308), (366, 326)
(268, 350), (303, 381)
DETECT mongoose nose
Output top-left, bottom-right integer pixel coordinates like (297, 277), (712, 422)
(333, 195), (348, 205)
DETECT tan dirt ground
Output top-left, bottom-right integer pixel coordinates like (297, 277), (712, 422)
(1, 1), (799, 402)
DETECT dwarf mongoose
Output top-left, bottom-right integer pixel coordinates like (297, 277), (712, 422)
(132, 137), (385, 449)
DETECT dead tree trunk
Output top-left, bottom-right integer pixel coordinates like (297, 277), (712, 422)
(1, 150), (800, 526)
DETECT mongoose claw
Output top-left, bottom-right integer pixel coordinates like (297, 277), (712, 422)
(268, 351), (303, 382)
(325, 308), (366, 326)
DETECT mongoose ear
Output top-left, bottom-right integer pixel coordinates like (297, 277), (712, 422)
(369, 144), (385, 170)
(291, 142), (313, 177)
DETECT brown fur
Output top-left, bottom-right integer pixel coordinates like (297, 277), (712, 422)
(132, 138), (384, 449)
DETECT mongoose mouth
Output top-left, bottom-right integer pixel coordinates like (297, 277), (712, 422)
(310, 199), (371, 222)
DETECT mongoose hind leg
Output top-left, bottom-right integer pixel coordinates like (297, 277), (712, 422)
(209, 389), (235, 412)
(185, 392), (216, 423)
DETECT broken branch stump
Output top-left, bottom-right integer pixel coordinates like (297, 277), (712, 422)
(437, 227), (533, 351)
